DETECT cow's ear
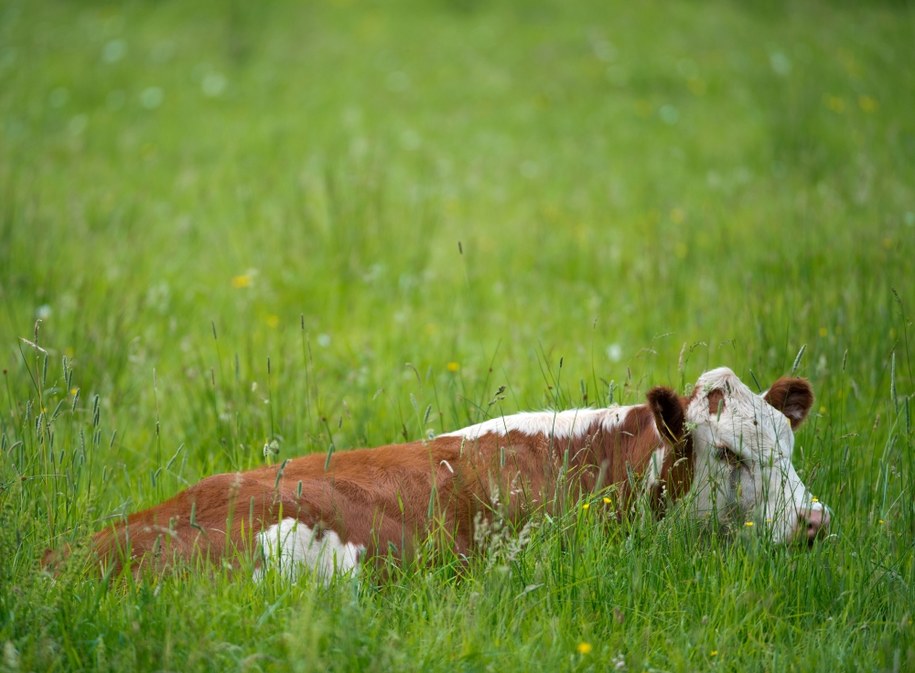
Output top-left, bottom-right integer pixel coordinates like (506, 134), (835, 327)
(764, 377), (814, 429)
(647, 387), (686, 446)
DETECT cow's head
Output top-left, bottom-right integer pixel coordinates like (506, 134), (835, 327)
(685, 367), (829, 545)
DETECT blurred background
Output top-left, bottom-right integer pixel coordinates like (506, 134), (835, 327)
(1, 2), (914, 670)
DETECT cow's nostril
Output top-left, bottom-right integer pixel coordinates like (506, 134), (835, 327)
(798, 508), (830, 545)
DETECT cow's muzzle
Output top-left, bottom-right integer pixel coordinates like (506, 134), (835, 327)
(796, 507), (831, 547)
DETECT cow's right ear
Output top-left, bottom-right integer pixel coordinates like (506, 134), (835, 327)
(647, 387), (687, 447)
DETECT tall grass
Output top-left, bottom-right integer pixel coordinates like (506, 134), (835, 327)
(1, 0), (913, 670)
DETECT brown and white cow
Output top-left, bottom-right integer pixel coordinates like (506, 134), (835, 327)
(83, 367), (829, 580)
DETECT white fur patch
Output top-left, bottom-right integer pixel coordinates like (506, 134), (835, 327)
(644, 447), (667, 491)
(441, 406), (631, 441)
(254, 518), (364, 583)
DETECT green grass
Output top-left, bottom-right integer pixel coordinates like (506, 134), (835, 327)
(1, 0), (914, 670)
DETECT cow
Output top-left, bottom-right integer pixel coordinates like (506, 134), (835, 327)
(76, 367), (829, 580)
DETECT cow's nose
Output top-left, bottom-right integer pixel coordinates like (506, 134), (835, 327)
(799, 508), (830, 546)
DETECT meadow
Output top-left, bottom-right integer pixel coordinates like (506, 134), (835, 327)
(1, 0), (914, 670)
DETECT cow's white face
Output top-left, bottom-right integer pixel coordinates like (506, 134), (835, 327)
(686, 368), (829, 544)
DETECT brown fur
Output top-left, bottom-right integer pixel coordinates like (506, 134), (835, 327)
(707, 388), (726, 417)
(644, 388), (694, 512)
(763, 377), (814, 429)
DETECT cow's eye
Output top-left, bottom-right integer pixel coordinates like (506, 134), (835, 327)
(716, 445), (746, 467)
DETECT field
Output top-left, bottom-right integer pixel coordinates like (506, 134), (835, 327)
(2, 0), (914, 670)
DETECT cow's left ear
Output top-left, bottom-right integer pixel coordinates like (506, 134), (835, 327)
(763, 377), (814, 429)
(647, 387), (687, 446)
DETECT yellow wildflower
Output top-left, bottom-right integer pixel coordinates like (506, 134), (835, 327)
(710, 650), (718, 657)
(825, 95), (846, 113)
(231, 274), (252, 289)
(582, 503), (590, 510)
(576, 642), (592, 655)
(446, 361), (460, 373)
(744, 521), (754, 528)
(603, 497), (612, 505)
(858, 95), (878, 113)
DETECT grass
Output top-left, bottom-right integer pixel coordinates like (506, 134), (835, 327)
(1, 0), (914, 670)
